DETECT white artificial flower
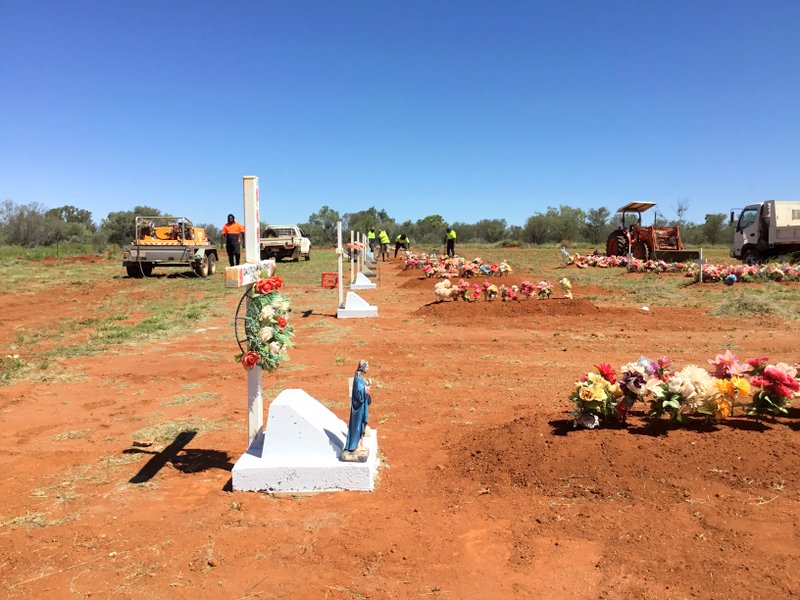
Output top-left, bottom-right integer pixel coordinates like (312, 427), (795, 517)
(680, 365), (715, 400)
(645, 378), (666, 398)
(269, 341), (282, 355)
(272, 298), (291, 313)
(258, 327), (272, 343)
(667, 372), (696, 401)
(259, 305), (275, 322)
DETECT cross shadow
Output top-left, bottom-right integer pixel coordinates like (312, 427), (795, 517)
(125, 431), (234, 483)
(300, 309), (337, 319)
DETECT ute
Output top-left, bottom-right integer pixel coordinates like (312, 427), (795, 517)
(122, 216), (219, 278)
(259, 225), (311, 262)
(606, 202), (700, 262)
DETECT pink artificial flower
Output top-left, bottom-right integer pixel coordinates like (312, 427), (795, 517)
(708, 350), (747, 379)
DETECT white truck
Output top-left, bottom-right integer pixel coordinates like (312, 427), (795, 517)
(259, 225), (311, 262)
(730, 200), (800, 263)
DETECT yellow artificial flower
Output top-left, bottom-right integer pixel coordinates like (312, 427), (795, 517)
(716, 379), (734, 398)
(731, 377), (750, 397)
(589, 383), (607, 400)
(607, 382), (624, 398)
(578, 386), (594, 401)
(714, 398), (732, 420)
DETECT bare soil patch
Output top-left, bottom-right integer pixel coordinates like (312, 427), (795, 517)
(0, 257), (798, 599)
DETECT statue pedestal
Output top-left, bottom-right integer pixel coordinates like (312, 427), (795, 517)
(232, 389), (379, 493)
(350, 272), (377, 290)
(337, 291), (378, 319)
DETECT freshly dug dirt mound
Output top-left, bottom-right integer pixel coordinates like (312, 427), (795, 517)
(415, 298), (599, 321)
(450, 413), (800, 498)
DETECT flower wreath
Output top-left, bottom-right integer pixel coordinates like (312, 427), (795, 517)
(238, 275), (294, 371)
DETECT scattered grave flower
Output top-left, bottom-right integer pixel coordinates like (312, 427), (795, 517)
(708, 350), (747, 378)
(559, 277), (573, 299)
(536, 281), (553, 299)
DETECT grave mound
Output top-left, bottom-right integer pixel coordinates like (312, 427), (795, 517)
(415, 297), (599, 322)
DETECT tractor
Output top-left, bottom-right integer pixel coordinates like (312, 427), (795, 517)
(605, 202), (700, 262)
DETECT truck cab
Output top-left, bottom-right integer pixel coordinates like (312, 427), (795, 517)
(730, 204), (761, 263)
(730, 200), (800, 263)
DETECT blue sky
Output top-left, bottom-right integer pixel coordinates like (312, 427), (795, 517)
(2, 0), (798, 229)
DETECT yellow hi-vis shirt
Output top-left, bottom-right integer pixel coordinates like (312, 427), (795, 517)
(447, 229), (457, 240)
(367, 231), (376, 240)
(395, 235), (409, 244)
(378, 230), (390, 244)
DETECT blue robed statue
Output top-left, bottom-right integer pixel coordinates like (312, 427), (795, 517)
(344, 360), (372, 453)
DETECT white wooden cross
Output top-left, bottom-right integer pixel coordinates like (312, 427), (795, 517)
(224, 176), (275, 444)
(337, 220), (344, 308)
(695, 248), (707, 283)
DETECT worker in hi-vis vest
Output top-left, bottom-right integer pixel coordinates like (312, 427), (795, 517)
(378, 229), (391, 261)
(445, 227), (457, 257)
(367, 228), (377, 254)
(394, 233), (411, 258)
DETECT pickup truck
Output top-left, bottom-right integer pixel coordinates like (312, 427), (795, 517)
(730, 200), (800, 263)
(260, 225), (311, 262)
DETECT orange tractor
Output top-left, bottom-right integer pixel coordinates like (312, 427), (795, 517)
(605, 201), (699, 262)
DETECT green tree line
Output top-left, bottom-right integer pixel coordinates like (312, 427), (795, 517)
(302, 204), (734, 248)
(0, 199), (732, 251)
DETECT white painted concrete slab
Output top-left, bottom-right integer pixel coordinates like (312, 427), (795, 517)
(232, 389), (379, 493)
(337, 291), (378, 319)
(350, 272), (376, 290)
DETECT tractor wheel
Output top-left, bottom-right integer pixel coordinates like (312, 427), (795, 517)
(631, 240), (651, 261)
(207, 254), (217, 275)
(606, 234), (628, 257)
(194, 257), (210, 277)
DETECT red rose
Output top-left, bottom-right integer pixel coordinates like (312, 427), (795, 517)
(269, 276), (283, 290)
(241, 350), (259, 369)
(277, 316), (287, 329)
(255, 278), (275, 295)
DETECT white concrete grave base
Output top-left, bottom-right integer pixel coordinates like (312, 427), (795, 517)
(337, 291), (378, 319)
(351, 272), (376, 290)
(232, 389), (379, 493)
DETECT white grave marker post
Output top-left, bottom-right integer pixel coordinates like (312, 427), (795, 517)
(337, 221), (344, 309)
(243, 176), (262, 444)
(350, 230), (355, 284)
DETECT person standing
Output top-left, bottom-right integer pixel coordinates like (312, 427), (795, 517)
(367, 228), (377, 254)
(378, 228), (391, 262)
(221, 213), (245, 266)
(445, 226), (457, 257)
(394, 233), (410, 257)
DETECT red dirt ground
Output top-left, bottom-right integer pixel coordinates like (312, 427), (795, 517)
(1, 259), (799, 599)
